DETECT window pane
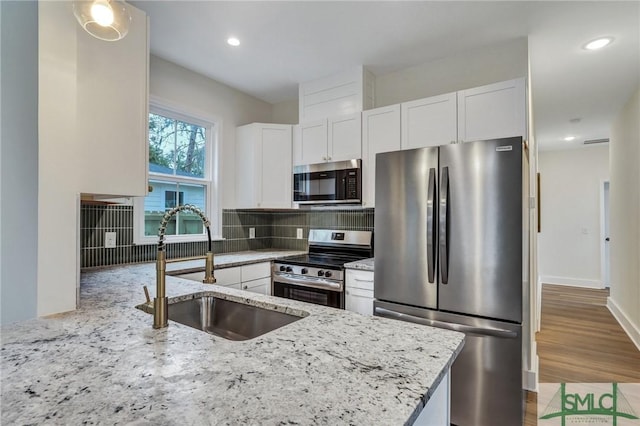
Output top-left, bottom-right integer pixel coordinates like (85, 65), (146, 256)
(175, 121), (206, 178)
(177, 183), (206, 235)
(148, 113), (176, 175)
(144, 180), (206, 237)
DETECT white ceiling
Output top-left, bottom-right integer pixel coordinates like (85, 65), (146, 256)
(130, 1), (640, 151)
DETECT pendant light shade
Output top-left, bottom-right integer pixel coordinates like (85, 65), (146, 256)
(73, 0), (132, 42)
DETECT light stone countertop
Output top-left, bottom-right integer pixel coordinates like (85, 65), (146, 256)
(164, 249), (308, 274)
(344, 257), (375, 271)
(1, 253), (463, 425)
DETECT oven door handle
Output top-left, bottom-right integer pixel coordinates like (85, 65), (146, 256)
(273, 274), (343, 292)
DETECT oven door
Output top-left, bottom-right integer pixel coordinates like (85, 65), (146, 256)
(272, 274), (344, 309)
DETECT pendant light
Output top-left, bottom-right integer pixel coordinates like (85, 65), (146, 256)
(72, 0), (132, 42)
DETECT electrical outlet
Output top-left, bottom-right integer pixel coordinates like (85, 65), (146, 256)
(249, 227), (256, 239)
(296, 228), (303, 239)
(105, 232), (117, 248)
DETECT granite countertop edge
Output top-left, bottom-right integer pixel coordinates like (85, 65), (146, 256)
(344, 257), (375, 271)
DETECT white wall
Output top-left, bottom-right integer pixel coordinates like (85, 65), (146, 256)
(149, 56), (273, 209)
(375, 38), (528, 107)
(608, 88), (640, 349)
(38, 1), (81, 317)
(272, 99), (299, 124)
(537, 145), (610, 288)
(0, 0), (39, 324)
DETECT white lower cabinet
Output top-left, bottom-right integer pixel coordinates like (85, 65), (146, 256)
(414, 370), (450, 426)
(176, 262), (271, 295)
(345, 269), (374, 316)
(242, 277), (270, 295)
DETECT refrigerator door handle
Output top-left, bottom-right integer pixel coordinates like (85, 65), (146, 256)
(426, 167), (436, 283)
(439, 166), (449, 284)
(374, 307), (518, 339)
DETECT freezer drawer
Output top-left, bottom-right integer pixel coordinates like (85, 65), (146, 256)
(374, 301), (523, 426)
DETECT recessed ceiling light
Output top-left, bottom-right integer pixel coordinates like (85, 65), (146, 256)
(227, 37), (240, 47)
(564, 136), (576, 141)
(584, 37), (613, 51)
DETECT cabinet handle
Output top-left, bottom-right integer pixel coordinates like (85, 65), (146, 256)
(354, 278), (373, 283)
(243, 285), (248, 289)
(327, 156), (332, 161)
(322, 156), (327, 161)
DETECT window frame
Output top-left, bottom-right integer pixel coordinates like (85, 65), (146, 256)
(133, 97), (223, 245)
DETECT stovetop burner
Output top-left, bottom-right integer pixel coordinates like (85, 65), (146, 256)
(281, 254), (365, 269)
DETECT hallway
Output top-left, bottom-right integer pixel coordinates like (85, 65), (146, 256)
(524, 284), (640, 425)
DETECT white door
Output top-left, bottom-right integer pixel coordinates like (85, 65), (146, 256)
(604, 181), (611, 288)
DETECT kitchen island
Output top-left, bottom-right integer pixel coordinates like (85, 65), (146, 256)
(1, 253), (464, 425)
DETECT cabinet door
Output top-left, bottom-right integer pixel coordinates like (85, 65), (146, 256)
(242, 277), (271, 295)
(457, 78), (526, 142)
(361, 105), (401, 207)
(401, 93), (457, 149)
(235, 124), (260, 208)
(76, 4), (148, 196)
(328, 113), (362, 161)
(345, 287), (374, 316)
(299, 120), (328, 164)
(292, 124), (303, 166)
(260, 126), (292, 208)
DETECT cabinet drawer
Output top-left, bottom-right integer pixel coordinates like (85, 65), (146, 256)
(214, 267), (242, 286)
(346, 269), (374, 291)
(242, 277), (271, 295)
(241, 262), (271, 282)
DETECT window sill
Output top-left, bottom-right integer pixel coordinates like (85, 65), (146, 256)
(133, 235), (225, 246)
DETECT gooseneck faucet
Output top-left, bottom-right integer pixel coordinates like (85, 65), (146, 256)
(154, 204), (216, 329)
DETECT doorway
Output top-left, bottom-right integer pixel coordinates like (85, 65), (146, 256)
(600, 180), (610, 288)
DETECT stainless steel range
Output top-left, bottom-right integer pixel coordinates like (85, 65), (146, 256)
(272, 229), (373, 309)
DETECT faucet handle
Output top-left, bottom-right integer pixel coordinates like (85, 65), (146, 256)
(143, 286), (151, 304)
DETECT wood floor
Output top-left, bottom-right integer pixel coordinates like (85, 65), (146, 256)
(523, 284), (640, 426)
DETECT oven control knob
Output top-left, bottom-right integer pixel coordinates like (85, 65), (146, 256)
(286, 266), (293, 273)
(279, 265), (286, 272)
(317, 270), (325, 277)
(301, 268), (308, 274)
(324, 271), (333, 278)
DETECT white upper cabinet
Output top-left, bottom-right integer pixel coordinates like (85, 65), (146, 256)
(294, 113), (362, 165)
(76, 3), (149, 197)
(297, 119), (328, 165)
(299, 66), (374, 122)
(362, 105), (401, 208)
(457, 78), (526, 142)
(401, 92), (457, 149)
(236, 123), (292, 209)
(328, 113), (362, 162)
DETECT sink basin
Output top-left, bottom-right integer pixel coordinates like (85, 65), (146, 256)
(168, 296), (303, 341)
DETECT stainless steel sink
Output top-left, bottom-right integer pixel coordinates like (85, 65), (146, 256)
(168, 296), (303, 341)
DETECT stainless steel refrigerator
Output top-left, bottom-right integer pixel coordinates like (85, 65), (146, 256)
(373, 137), (528, 426)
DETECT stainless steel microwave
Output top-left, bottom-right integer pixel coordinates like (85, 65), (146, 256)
(293, 159), (361, 204)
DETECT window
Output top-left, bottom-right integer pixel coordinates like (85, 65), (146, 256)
(164, 191), (184, 209)
(134, 102), (221, 244)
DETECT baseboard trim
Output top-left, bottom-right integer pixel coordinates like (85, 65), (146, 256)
(524, 367), (538, 392)
(607, 297), (640, 351)
(540, 275), (604, 289)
